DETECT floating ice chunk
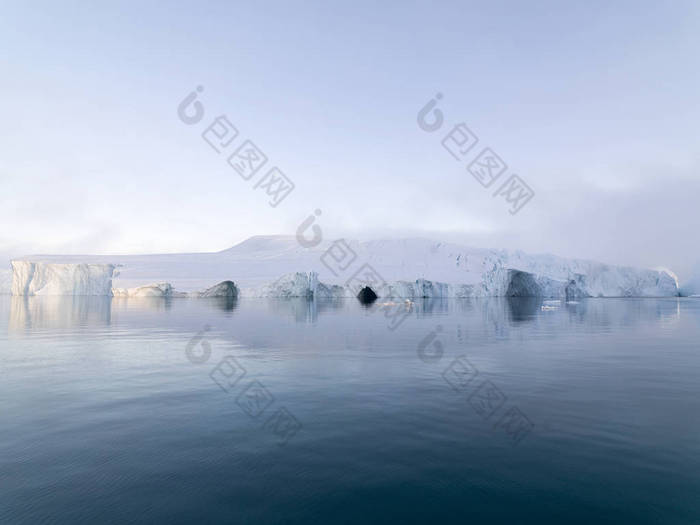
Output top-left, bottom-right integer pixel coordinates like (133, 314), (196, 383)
(113, 282), (173, 298)
(197, 280), (239, 298)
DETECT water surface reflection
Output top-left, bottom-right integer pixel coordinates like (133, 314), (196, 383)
(5, 295), (688, 334)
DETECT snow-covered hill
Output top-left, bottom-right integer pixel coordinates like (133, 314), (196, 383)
(2, 235), (680, 297)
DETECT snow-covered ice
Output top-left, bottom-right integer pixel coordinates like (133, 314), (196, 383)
(4, 236), (682, 297)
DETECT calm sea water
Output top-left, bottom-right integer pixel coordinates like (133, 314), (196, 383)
(1, 296), (699, 524)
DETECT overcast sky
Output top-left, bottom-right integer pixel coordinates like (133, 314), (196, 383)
(1, 0), (698, 280)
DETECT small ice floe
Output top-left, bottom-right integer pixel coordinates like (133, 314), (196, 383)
(566, 301), (580, 305)
(379, 299), (413, 309)
(540, 299), (561, 312)
(541, 299), (560, 311)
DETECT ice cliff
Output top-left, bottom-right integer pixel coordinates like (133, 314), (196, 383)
(240, 272), (344, 299)
(9, 260), (241, 298)
(5, 237), (681, 298)
(237, 270), (676, 299)
(11, 261), (115, 296)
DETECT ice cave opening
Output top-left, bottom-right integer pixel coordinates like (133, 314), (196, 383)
(505, 270), (542, 297)
(357, 286), (378, 304)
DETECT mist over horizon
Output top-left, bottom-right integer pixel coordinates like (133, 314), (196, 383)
(1, 1), (698, 282)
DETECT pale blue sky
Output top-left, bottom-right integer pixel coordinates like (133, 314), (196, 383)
(1, 1), (698, 278)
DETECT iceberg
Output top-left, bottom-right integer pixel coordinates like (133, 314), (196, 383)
(196, 280), (239, 298)
(112, 282), (174, 298)
(112, 280), (239, 299)
(5, 236), (680, 298)
(241, 272), (316, 298)
(241, 272), (345, 299)
(11, 261), (115, 296)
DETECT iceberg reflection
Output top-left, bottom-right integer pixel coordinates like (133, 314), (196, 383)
(9, 296), (112, 333)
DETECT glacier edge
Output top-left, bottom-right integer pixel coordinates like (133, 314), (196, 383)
(3, 237), (681, 298)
